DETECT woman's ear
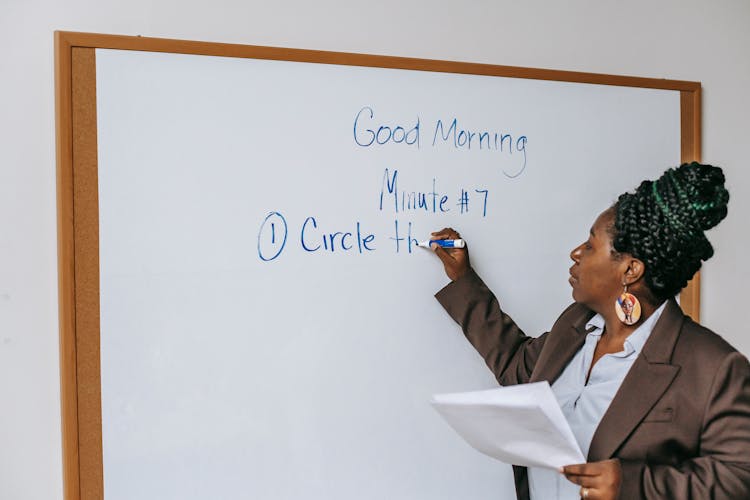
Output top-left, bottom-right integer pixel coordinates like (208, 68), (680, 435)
(623, 257), (646, 285)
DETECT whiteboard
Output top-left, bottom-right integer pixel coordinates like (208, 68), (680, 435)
(94, 48), (680, 500)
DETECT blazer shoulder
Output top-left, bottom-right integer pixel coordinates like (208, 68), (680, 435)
(674, 314), (743, 365)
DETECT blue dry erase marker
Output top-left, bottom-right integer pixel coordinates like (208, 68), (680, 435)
(417, 239), (465, 249)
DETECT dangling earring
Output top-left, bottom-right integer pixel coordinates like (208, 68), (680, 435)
(615, 284), (641, 326)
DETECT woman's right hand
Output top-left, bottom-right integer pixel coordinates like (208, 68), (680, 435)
(430, 228), (470, 281)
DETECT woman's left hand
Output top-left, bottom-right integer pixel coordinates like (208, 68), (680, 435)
(561, 459), (622, 499)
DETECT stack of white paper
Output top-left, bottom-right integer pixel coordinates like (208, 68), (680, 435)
(431, 382), (584, 469)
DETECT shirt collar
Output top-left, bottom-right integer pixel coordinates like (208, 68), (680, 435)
(584, 301), (668, 356)
(585, 313), (605, 334)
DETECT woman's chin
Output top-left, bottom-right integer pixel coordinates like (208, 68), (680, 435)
(569, 282), (579, 301)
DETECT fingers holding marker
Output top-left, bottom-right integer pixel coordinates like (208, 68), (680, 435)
(431, 227), (461, 240)
(427, 228), (464, 249)
(428, 227), (465, 253)
(428, 227), (470, 281)
(418, 238), (465, 250)
(432, 244), (454, 266)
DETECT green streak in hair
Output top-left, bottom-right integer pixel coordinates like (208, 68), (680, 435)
(652, 180), (694, 237)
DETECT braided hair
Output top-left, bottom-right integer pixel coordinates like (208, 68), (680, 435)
(611, 162), (729, 302)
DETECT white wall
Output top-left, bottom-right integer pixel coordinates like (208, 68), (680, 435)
(1, 1), (748, 499)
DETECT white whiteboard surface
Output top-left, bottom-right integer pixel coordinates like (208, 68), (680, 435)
(95, 48), (680, 500)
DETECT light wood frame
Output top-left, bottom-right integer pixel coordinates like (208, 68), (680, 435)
(55, 31), (702, 500)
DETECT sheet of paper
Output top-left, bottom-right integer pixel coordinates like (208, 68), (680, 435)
(431, 382), (585, 469)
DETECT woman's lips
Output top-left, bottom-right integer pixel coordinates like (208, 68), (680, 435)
(568, 269), (578, 285)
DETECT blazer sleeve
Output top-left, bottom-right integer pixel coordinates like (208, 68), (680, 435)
(618, 351), (750, 499)
(434, 268), (547, 386)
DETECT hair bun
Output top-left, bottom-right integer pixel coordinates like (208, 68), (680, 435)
(669, 162), (729, 232)
(612, 162), (729, 301)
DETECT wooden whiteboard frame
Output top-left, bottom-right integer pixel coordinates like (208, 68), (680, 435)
(54, 31), (702, 500)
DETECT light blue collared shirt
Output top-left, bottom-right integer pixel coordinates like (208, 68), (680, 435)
(528, 302), (666, 499)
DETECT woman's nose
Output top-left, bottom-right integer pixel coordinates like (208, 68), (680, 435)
(570, 244), (582, 263)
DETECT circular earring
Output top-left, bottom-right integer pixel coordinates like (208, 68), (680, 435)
(615, 284), (641, 326)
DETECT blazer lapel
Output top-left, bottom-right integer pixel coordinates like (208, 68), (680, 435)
(529, 305), (592, 384)
(587, 299), (684, 461)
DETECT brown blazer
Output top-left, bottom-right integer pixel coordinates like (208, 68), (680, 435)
(436, 269), (750, 499)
